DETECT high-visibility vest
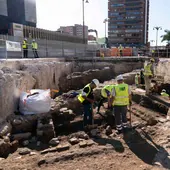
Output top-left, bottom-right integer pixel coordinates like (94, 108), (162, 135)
(22, 40), (27, 49)
(101, 85), (115, 98)
(161, 92), (169, 97)
(114, 83), (129, 106)
(32, 42), (38, 49)
(78, 84), (91, 103)
(135, 75), (140, 85)
(144, 63), (152, 76)
(118, 46), (123, 51)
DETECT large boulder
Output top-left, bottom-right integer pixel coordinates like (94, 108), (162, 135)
(0, 139), (11, 158)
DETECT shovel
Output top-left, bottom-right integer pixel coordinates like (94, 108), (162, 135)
(129, 105), (135, 134)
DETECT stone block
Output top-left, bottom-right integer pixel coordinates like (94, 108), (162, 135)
(19, 148), (31, 155)
(87, 140), (96, 147)
(49, 138), (60, 146)
(0, 139), (11, 158)
(0, 122), (12, 137)
(57, 143), (70, 152)
(79, 141), (87, 148)
(69, 137), (79, 145)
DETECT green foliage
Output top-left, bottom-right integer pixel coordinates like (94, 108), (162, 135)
(161, 30), (170, 43)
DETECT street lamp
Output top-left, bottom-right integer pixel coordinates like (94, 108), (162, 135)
(82, 0), (89, 44)
(103, 18), (109, 46)
(153, 26), (162, 48)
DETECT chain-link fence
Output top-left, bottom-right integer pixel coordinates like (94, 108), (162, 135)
(0, 35), (100, 59)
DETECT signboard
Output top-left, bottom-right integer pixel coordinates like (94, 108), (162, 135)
(6, 41), (21, 52)
(12, 23), (24, 37)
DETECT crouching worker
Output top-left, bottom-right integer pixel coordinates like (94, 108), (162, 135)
(78, 79), (100, 129)
(161, 89), (170, 100)
(97, 85), (115, 113)
(109, 75), (132, 134)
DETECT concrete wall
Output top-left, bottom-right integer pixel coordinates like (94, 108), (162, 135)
(0, 57), (146, 124)
(156, 60), (170, 83)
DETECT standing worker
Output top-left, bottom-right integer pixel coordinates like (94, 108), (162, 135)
(118, 44), (123, 57)
(22, 38), (28, 58)
(135, 73), (140, 87)
(78, 79), (100, 129)
(110, 75), (132, 134)
(32, 39), (39, 58)
(140, 69), (145, 85)
(97, 84), (115, 113)
(144, 58), (155, 95)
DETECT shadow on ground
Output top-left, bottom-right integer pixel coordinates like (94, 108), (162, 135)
(93, 137), (124, 153)
(123, 128), (170, 169)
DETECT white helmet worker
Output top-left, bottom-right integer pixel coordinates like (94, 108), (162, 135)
(24, 38), (27, 40)
(33, 39), (35, 41)
(116, 75), (124, 81)
(92, 79), (100, 87)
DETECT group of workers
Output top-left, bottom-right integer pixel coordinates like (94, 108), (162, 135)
(22, 38), (39, 58)
(78, 75), (132, 134)
(78, 57), (170, 134)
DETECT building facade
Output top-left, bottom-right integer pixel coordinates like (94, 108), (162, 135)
(0, 0), (37, 34)
(58, 24), (88, 39)
(108, 0), (149, 47)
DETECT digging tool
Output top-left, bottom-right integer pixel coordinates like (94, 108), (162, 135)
(129, 105), (135, 134)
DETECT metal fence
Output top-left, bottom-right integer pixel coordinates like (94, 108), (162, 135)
(0, 35), (100, 59)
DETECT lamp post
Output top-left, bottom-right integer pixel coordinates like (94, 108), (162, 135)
(153, 26), (162, 48)
(103, 18), (108, 46)
(153, 27), (162, 57)
(82, 0), (89, 44)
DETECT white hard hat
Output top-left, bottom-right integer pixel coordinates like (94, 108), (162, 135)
(116, 75), (124, 81)
(33, 39), (35, 41)
(162, 89), (166, 92)
(92, 79), (100, 87)
(24, 38), (27, 40)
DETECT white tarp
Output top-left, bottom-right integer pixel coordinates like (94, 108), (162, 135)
(6, 40), (21, 52)
(19, 89), (51, 115)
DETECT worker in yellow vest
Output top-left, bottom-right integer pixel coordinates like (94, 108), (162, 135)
(97, 84), (115, 112)
(32, 39), (39, 58)
(78, 79), (100, 128)
(109, 75), (132, 134)
(22, 38), (28, 58)
(118, 44), (123, 57)
(161, 89), (170, 99)
(144, 58), (155, 95)
(135, 73), (140, 87)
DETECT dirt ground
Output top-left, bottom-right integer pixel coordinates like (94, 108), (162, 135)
(0, 102), (170, 170)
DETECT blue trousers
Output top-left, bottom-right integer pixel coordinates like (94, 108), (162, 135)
(83, 104), (93, 126)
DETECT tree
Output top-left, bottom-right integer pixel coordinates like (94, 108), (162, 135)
(161, 30), (170, 44)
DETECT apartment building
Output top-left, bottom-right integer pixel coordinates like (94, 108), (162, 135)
(108, 0), (149, 47)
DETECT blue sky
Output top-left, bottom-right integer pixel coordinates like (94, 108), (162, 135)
(36, 0), (169, 45)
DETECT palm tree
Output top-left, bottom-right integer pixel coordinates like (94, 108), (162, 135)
(161, 30), (170, 44)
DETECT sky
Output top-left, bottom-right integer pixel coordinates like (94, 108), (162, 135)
(36, 0), (170, 46)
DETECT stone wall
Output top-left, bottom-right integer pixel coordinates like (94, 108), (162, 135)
(0, 58), (145, 124)
(156, 60), (170, 83)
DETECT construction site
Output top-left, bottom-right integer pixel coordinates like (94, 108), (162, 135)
(0, 56), (170, 170)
